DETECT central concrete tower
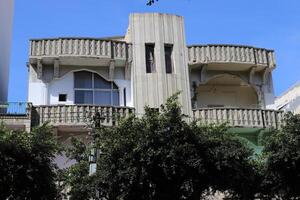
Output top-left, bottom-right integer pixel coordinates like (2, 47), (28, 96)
(126, 13), (192, 115)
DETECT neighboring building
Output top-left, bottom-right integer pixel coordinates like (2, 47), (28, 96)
(0, 0), (14, 102)
(2, 13), (284, 148)
(274, 82), (300, 114)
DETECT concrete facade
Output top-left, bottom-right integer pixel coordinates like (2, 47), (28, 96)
(27, 13), (276, 114)
(126, 13), (192, 115)
(0, 0), (14, 102)
(20, 13), (282, 136)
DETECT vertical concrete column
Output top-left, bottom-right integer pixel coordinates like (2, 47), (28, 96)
(125, 13), (192, 116)
(119, 87), (125, 106)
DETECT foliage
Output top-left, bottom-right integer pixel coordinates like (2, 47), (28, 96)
(62, 138), (96, 200)
(147, 0), (159, 6)
(88, 94), (258, 200)
(262, 112), (300, 199)
(65, 96), (300, 200)
(0, 123), (60, 199)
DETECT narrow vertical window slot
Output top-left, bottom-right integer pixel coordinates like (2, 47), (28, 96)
(145, 44), (155, 73)
(164, 44), (173, 74)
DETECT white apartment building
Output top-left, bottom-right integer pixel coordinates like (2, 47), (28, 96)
(1, 13), (284, 146)
(0, 0), (14, 102)
(274, 82), (300, 114)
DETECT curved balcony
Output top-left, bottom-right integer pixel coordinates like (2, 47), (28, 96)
(193, 107), (284, 128)
(188, 44), (276, 69)
(29, 37), (132, 66)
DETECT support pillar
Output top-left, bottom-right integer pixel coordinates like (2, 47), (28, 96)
(54, 59), (60, 79)
(37, 59), (43, 79)
(109, 60), (115, 81)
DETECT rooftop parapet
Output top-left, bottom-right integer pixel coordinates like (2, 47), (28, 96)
(188, 44), (276, 68)
(29, 37), (132, 61)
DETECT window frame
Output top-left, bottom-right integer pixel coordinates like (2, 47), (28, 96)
(145, 43), (156, 73)
(73, 71), (119, 106)
(164, 44), (173, 74)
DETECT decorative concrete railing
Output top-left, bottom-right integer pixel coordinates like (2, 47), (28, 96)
(188, 44), (276, 67)
(32, 105), (135, 126)
(30, 38), (132, 60)
(193, 107), (284, 128)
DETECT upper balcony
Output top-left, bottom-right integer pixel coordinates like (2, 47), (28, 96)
(188, 44), (276, 71)
(29, 37), (132, 67)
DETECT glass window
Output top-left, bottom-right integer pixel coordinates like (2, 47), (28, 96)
(113, 91), (119, 106)
(165, 45), (173, 74)
(74, 71), (120, 106)
(75, 90), (93, 104)
(94, 91), (111, 105)
(74, 71), (92, 88)
(94, 74), (111, 89)
(145, 44), (155, 73)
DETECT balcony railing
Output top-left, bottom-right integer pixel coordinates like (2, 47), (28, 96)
(0, 102), (31, 117)
(29, 38), (132, 60)
(0, 103), (285, 130)
(193, 107), (284, 128)
(32, 105), (135, 126)
(188, 44), (276, 68)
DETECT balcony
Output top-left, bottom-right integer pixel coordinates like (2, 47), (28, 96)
(29, 37), (132, 66)
(32, 104), (135, 127)
(188, 44), (276, 70)
(0, 103), (284, 132)
(193, 107), (284, 129)
(0, 102), (32, 131)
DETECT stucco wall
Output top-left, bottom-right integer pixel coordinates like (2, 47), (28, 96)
(197, 85), (258, 108)
(28, 65), (132, 106)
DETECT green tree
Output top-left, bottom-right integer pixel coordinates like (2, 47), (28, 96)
(62, 138), (96, 200)
(0, 123), (60, 199)
(89, 94), (258, 200)
(262, 112), (300, 199)
(147, 0), (159, 6)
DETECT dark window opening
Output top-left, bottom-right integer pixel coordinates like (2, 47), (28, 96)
(145, 44), (155, 73)
(165, 44), (173, 74)
(59, 94), (67, 102)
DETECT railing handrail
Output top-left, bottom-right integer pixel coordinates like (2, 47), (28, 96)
(193, 107), (284, 112)
(34, 104), (134, 109)
(30, 37), (127, 43)
(187, 44), (274, 52)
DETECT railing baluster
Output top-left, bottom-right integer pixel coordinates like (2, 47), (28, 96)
(192, 107), (283, 128)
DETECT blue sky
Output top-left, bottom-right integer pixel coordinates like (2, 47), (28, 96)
(8, 0), (300, 101)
